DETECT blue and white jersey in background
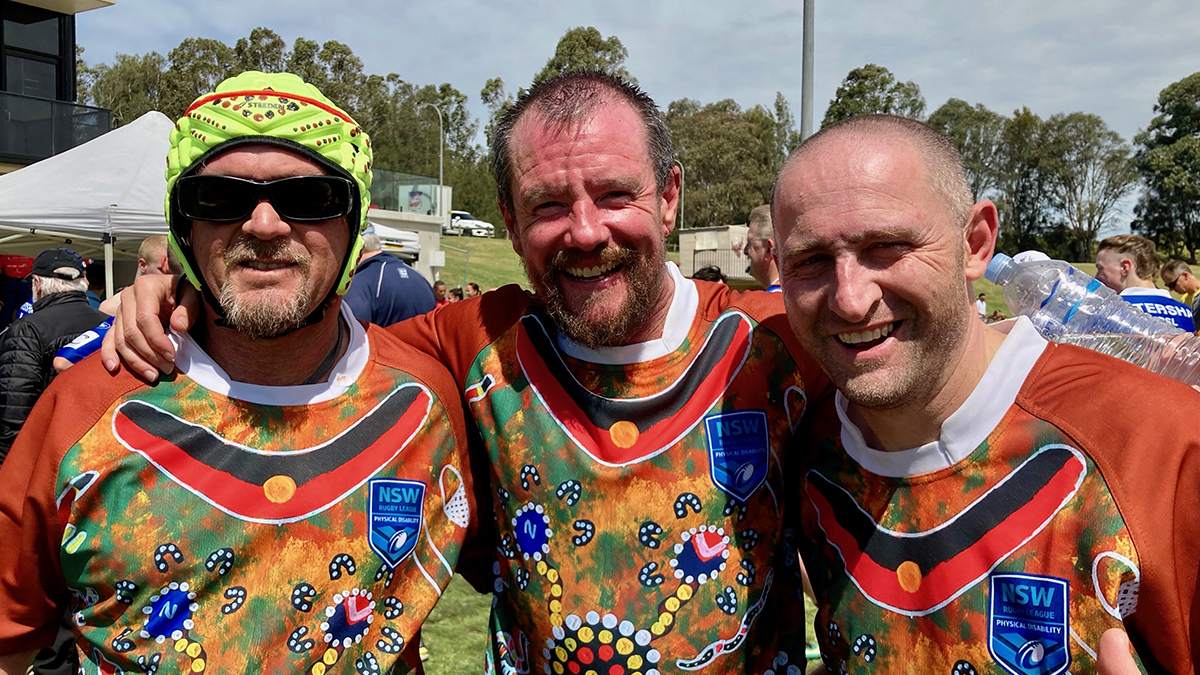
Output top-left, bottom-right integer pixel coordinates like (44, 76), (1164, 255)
(1119, 288), (1196, 332)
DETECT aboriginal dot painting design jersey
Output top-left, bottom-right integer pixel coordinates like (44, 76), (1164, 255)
(0, 318), (475, 674)
(393, 267), (832, 675)
(794, 318), (1199, 675)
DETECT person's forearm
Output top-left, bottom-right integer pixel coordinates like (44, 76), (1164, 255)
(0, 650), (36, 674)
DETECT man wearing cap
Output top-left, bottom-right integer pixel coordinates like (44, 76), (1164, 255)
(0, 248), (108, 462)
(0, 72), (477, 674)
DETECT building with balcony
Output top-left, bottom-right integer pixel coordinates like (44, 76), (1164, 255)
(0, 0), (112, 174)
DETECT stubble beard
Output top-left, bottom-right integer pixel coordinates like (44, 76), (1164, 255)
(529, 244), (665, 350)
(217, 238), (316, 340)
(817, 275), (970, 413)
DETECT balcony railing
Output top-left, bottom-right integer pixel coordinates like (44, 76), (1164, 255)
(0, 91), (110, 164)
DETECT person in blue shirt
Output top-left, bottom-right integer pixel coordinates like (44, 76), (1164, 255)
(1094, 234), (1195, 332)
(342, 226), (436, 326)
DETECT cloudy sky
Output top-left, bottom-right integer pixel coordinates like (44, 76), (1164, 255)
(78, 0), (1198, 229)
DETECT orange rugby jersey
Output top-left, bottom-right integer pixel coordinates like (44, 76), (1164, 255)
(0, 311), (477, 674)
(392, 264), (834, 675)
(793, 318), (1199, 675)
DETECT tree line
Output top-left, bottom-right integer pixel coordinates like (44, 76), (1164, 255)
(76, 28), (1197, 262)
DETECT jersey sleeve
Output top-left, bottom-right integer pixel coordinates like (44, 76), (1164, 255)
(0, 360), (143, 654)
(0, 386), (77, 652)
(54, 319), (111, 365)
(1020, 345), (1200, 673)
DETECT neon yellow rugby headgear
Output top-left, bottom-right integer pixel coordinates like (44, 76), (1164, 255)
(164, 71), (373, 311)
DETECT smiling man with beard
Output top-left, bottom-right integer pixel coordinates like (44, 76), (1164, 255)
(101, 71), (833, 674)
(0, 72), (475, 674)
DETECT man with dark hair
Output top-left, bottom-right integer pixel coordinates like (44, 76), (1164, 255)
(432, 279), (450, 307)
(691, 265), (727, 284)
(0, 248), (107, 462)
(773, 114), (1196, 674)
(1095, 234), (1194, 331)
(83, 262), (105, 309)
(103, 70), (827, 674)
(343, 226), (436, 326)
(744, 205), (781, 292)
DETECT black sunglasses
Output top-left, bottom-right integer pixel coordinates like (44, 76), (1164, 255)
(176, 175), (354, 223)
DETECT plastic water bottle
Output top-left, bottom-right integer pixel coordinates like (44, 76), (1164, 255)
(985, 253), (1200, 386)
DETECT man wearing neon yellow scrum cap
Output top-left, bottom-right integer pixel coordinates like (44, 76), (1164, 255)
(0, 71), (479, 674)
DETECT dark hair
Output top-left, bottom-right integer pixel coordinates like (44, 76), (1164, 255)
(86, 261), (106, 289)
(467, 282), (480, 293)
(692, 266), (727, 284)
(433, 280), (446, 289)
(492, 70), (674, 215)
(449, 287), (463, 301)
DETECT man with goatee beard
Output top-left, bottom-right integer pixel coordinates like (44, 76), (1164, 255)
(102, 71), (832, 674)
(0, 72), (476, 674)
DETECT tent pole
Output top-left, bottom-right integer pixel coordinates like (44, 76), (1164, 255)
(103, 207), (115, 299)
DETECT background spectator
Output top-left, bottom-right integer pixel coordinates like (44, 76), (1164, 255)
(448, 287), (463, 302)
(84, 262), (105, 309)
(465, 282), (481, 298)
(975, 292), (987, 320)
(692, 265), (727, 284)
(343, 227), (436, 326)
(433, 280), (450, 307)
(1161, 259), (1199, 321)
(743, 204), (780, 291)
(1094, 234), (1195, 332)
(0, 248), (107, 462)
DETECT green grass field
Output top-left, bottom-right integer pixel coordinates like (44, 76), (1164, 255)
(432, 238), (1124, 322)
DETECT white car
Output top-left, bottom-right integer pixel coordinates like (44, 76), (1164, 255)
(449, 210), (495, 238)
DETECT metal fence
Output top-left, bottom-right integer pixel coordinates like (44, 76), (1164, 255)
(692, 248), (753, 280)
(0, 92), (109, 164)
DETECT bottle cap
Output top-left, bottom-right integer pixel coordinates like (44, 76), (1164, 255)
(984, 253), (1013, 283)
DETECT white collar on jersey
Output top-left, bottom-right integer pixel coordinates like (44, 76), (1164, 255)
(555, 261), (699, 365)
(170, 301), (370, 405)
(836, 315), (1048, 478)
(1119, 287), (1173, 299)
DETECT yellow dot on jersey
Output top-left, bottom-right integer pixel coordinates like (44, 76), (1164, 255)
(264, 475), (296, 503)
(897, 560), (922, 593)
(174, 639), (188, 652)
(598, 629), (613, 644)
(547, 568), (560, 583)
(676, 584), (693, 601)
(609, 421), (639, 448)
(628, 655), (644, 669)
(665, 597), (680, 612)
(564, 637), (577, 651)
(549, 599), (563, 613)
(578, 626), (595, 643)
(553, 663), (565, 675)
(537, 561), (548, 575)
(311, 663), (325, 675)
(191, 659), (206, 673)
(616, 638), (634, 655)
(186, 642), (202, 658)
(322, 648), (337, 665)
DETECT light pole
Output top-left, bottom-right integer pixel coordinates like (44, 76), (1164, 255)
(417, 102), (445, 216)
(674, 159), (685, 229)
(801, 0), (815, 140)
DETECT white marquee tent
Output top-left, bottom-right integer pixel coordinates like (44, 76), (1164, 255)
(0, 111), (172, 294)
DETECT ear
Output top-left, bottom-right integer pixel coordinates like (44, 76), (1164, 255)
(1120, 257), (1135, 280)
(499, 195), (523, 258)
(659, 165), (681, 237)
(964, 199), (999, 282)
